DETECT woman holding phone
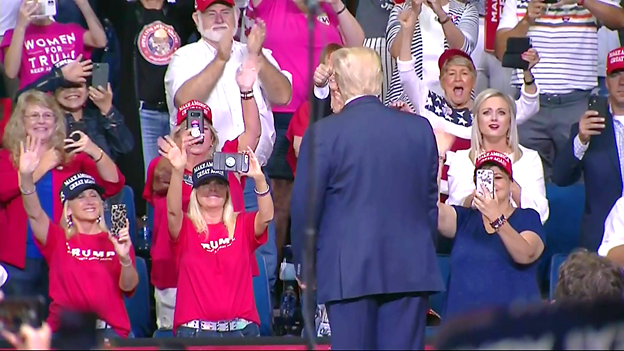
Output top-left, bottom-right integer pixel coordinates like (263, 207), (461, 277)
(159, 134), (273, 338)
(17, 136), (137, 339)
(435, 148), (545, 320)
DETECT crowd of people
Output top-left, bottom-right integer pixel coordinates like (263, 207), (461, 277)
(0, 0), (622, 348)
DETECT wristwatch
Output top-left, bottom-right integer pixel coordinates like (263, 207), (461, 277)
(490, 214), (507, 230)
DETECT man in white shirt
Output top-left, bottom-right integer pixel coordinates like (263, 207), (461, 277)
(495, 0), (624, 179)
(599, 197), (624, 266)
(164, 0), (293, 295)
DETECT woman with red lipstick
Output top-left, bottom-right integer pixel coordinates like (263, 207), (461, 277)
(396, 8), (540, 200)
(447, 89), (549, 224)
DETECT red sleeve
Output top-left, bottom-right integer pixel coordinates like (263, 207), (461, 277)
(0, 30), (14, 62)
(75, 153), (125, 198)
(241, 212), (267, 252)
(143, 157), (162, 204)
(35, 221), (65, 262)
(288, 101), (311, 142)
(0, 150), (20, 203)
(222, 139), (247, 189)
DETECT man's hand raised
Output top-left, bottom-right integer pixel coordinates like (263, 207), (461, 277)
(578, 110), (605, 145)
(217, 26), (235, 62)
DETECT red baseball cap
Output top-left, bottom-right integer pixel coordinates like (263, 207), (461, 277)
(196, 0), (235, 12)
(474, 151), (513, 180)
(176, 100), (213, 126)
(607, 47), (624, 75)
(438, 48), (475, 71)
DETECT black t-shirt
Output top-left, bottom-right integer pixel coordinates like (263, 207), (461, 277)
(136, 9), (184, 104)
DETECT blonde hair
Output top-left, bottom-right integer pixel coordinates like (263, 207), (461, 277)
(469, 89), (522, 162)
(440, 56), (476, 79)
(2, 90), (69, 167)
(330, 47), (383, 101)
(60, 197), (109, 239)
(171, 122), (220, 158)
(187, 186), (237, 239)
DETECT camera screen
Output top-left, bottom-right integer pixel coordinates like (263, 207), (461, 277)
(189, 111), (202, 118)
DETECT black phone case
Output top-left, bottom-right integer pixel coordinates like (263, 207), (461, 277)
(505, 37), (531, 54)
(110, 204), (127, 236)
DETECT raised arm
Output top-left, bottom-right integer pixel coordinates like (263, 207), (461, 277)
(90, 84), (135, 157)
(435, 130), (458, 238)
(4, 2), (37, 79)
(494, 0), (538, 61)
(396, 8), (428, 110)
(247, 148), (274, 236)
(329, 0), (365, 46)
(66, 132), (119, 183)
(235, 56), (262, 153)
(18, 137), (50, 245)
(76, 0), (107, 48)
(431, 0), (478, 52)
(387, 2), (410, 58)
(159, 137), (187, 240)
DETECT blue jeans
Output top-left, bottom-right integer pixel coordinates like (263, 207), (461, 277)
(139, 107), (170, 177)
(1, 258), (48, 300)
(175, 323), (260, 338)
(244, 170), (277, 299)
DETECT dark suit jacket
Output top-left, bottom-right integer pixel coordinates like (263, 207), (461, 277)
(552, 107), (623, 252)
(290, 96), (445, 305)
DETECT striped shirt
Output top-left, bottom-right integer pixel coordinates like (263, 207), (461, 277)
(385, 0), (479, 105)
(497, 0), (620, 94)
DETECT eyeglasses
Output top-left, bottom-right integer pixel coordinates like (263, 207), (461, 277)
(24, 113), (55, 121)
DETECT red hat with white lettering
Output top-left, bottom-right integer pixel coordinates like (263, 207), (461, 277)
(196, 0), (235, 12)
(607, 47), (624, 75)
(438, 48), (475, 71)
(474, 151), (513, 180)
(176, 100), (213, 127)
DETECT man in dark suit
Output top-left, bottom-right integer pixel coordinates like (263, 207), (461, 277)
(290, 47), (444, 350)
(552, 47), (624, 252)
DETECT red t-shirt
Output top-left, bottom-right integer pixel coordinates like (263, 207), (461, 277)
(36, 222), (135, 338)
(144, 139), (258, 290)
(285, 100), (311, 177)
(172, 212), (267, 331)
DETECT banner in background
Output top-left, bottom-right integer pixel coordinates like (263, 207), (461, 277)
(485, 0), (505, 53)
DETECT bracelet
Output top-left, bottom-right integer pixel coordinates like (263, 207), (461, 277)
(241, 90), (254, 100)
(489, 214), (507, 230)
(20, 186), (36, 195)
(254, 185), (271, 197)
(336, 5), (347, 15)
(94, 149), (104, 163)
(439, 156), (446, 163)
(524, 77), (535, 85)
(120, 258), (132, 267)
(437, 15), (451, 25)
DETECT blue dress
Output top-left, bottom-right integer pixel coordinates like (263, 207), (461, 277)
(443, 206), (545, 321)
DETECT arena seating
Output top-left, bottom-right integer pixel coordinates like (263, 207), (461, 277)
(125, 257), (152, 338)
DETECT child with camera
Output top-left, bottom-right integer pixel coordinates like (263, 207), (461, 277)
(1, 0), (107, 89)
(159, 126), (273, 337)
(143, 57), (262, 331)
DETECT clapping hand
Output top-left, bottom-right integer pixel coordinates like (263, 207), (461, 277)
(89, 83), (113, 115)
(246, 19), (266, 56)
(473, 185), (501, 224)
(110, 219), (132, 262)
(236, 56), (259, 91)
(217, 25), (235, 62)
(158, 136), (187, 171)
(19, 136), (42, 176)
(243, 147), (263, 180)
(521, 48), (540, 71)
(64, 131), (99, 157)
(61, 54), (93, 83)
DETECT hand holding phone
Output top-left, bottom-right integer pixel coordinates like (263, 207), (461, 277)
(578, 110), (605, 145)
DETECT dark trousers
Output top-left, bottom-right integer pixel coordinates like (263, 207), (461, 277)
(326, 293), (428, 350)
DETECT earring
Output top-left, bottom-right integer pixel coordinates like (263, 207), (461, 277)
(97, 216), (101, 224)
(67, 215), (73, 228)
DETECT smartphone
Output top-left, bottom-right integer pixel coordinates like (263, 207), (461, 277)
(65, 120), (87, 153)
(213, 152), (250, 173)
(27, 0), (57, 18)
(476, 169), (495, 198)
(186, 109), (205, 144)
(110, 204), (127, 237)
(0, 296), (45, 334)
(91, 63), (109, 90)
(543, 0), (558, 4)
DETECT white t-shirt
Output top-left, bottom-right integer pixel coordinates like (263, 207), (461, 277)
(0, 0), (20, 37)
(164, 39), (292, 166)
(598, 196), (624, 257)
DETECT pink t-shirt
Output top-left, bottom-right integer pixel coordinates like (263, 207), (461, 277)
(0, 22), (88, 89)
(246, 0), (343, 114)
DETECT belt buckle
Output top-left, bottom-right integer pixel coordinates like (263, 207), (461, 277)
(217, 321), (229, 332)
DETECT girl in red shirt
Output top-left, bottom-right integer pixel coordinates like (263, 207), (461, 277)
(0, 90), (124, 302)
(159, 135), (273, 338)
(17, 135), (137, 340)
